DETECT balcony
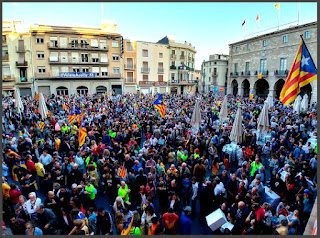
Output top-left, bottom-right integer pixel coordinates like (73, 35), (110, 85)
(19, 77), (27, 82)
(170, 54), (176, 60)
(169, 79), (197, 85)
(158, 68), (164, 74)
(139, 81), (154, 86)
(274, 70), (288, 77)
(125, 64), (135, 70)
(212, 72), (218, 77)
(125, 78), (136, 84)
(141, 67), (150, 73)
(230, 72), (239, 77)
(2, 75), (14, 81)
(170, 65), (177, 70)
(180, 55), (185, 60)
(3, 55), (9, 61)
(48, 59), (109, 66)
(154, 81), (167, 86)
(47, 42), (108, 51)
(16, 46), (26, 53)
(16, 61), (28, 67)
(262, 70), (269, 76)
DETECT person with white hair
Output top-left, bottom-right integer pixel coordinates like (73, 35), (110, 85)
(25, 192), (42, 220)
(113, 196), (125, 214)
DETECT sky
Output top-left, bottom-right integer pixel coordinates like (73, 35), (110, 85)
(3, 2), (317, 69)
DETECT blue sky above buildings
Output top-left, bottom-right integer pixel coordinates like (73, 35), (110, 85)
(3, 2), (317, 69)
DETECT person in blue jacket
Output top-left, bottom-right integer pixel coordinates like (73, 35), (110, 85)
(25, 222), (43, 235)
(179, 206), (192, 235)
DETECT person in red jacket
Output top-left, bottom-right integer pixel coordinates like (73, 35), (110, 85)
(9, 184), (22, 205)
(162, 208), (179, 234)
(25, 155), (37, 176)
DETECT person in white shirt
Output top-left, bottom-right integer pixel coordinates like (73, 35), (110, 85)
(149, 135), (158, 147)
(25, 192), (42, 220)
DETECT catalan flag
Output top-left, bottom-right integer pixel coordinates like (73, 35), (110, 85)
(68, 108), (77, 125)
(62, 103), (68, 111)
(119, 164), (126, 179)
(274, 3), (280, 10)
(79, 118), (87, 147)
(258, 70), (262, 79)
(77, 113), (83, 127)
(154, 94), (166, 118)
(8, 150), (21, 160)
(39, 121), (45, 132)
(280, 39), (317, 105)
(121, 216), (133, 235)
(12, 161), (27, 181)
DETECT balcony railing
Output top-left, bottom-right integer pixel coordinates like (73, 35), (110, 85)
(169, 79), (197, 85)
(2, 75), (14, 81)
(48, 59), (109, 65)
(125, 78), (136, 84)
(16, 46), (26, 53)
(230, 72), (239, 77)
(125, 64), (135, 70)
(16, 61), (28, 67)
(170, 65), (176, 70)
(47, 42), (108, 51)
(170, 54), (176, 59)
(139, 81), (154, 86)
(20, 77), (27, 82)
(141, 67), (150, 73)
(274, 70), (289, 77)
(158, 68), (164, 74)
(190, 68), (195, 71)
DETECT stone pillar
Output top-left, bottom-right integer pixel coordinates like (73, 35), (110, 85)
(269, 89), (275, 97)
(239, 87), (244, 97)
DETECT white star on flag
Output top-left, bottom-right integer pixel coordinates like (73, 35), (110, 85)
(301, 55), (310, 67)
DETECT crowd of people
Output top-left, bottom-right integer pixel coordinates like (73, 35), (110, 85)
(2, 91), (317, 235)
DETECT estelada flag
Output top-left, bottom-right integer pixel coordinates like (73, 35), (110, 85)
(77, 113), (83, 127)
(280, 39), (317, 105)
(78, 118), (87, 147)
(121, 215), (133, 235)
(154, 94), (166, 118)
(258, 70), (262, 79)
(256, 14), (260, 21)
(68, 108), (77, 124)
(119, 164), (126, 179)
(8, 150), (21, 160)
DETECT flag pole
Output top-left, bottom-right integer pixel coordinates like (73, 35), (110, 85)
(299, 34), (317, 70)
(297, 3), (300, 25)
(278, 9), (280, 30)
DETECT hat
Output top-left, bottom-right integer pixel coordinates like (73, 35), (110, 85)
(72, 184), (77, 189)
(304, 189), (309, 194)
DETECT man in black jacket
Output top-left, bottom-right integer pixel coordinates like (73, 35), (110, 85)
(44, 191), (62, 217)
(96, 208), (113, 235)
(36, 204), (58, 235)
(67, 164), (83, 188)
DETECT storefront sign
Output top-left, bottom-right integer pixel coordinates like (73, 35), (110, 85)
(59, 72), (96, 78)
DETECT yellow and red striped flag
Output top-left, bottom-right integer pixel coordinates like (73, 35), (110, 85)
(34, 92), (39, 100)
(78, 118), (87, 147)
(39, 121), (45, 132)
(119, 164), (126, 179)
(153, 94), (166, 118)
(280, 39), (317, 105)
(68, 109), (77, 125)
(77, 113), (83, 127)
(274, 3), (280, 10)
(62, 103), (68, 111)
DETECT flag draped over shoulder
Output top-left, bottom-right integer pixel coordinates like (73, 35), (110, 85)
(79, 118), (87, 147)
(280, 39), (317, 105)
(154, 94), (166, 118)
(121, 216), (134, 235)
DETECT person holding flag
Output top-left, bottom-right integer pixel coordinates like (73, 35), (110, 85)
(68, 108), (77, 125)
(280, 37), (317, 105)
(154, 94), (166, 118)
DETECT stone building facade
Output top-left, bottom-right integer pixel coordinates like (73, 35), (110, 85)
(227, 21), (317, 103)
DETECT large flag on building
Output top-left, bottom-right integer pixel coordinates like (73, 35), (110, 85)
(79, 118), (87, 147)
(280, 39), (317, 105)
(154, 94), (166, 118)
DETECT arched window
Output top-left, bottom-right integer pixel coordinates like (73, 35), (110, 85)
(76, 86), (88, 95)
(56, 86), (69, 95)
